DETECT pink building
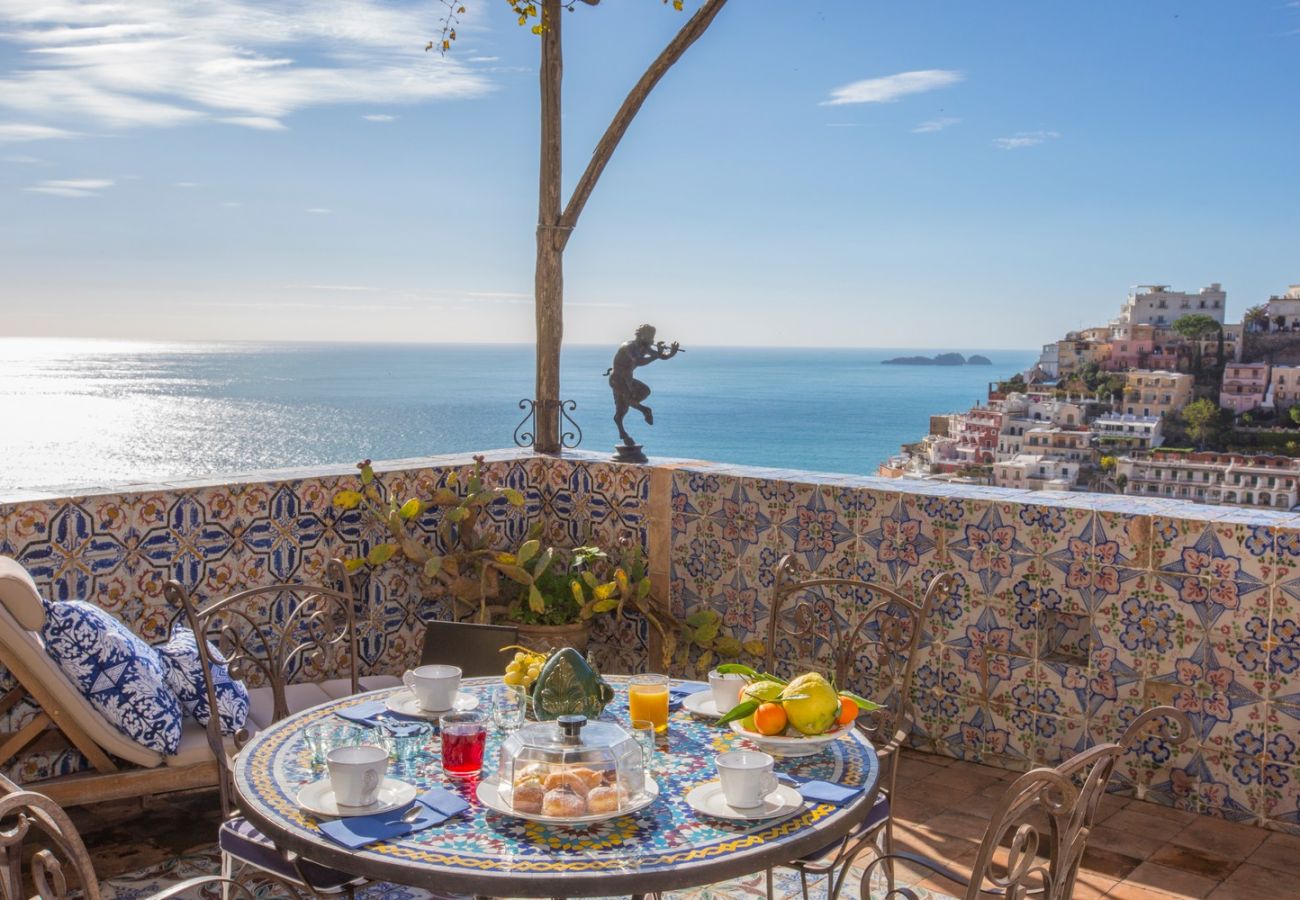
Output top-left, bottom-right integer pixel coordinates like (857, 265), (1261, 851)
(1220, 363), (1271, 415)
(1106, 324), (1156, 371)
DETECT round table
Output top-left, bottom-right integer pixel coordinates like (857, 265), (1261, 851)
(232, 676), (882, 897)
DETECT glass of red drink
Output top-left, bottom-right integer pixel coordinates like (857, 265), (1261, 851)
(440, 711), (487, 778)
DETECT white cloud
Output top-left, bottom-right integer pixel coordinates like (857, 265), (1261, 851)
(306, 207), (331, 214)
(913, 116), (960, 134)
(173, 181), (199, 188)
(993, 130), (1061, 150)
(219, 116), (287, 131)
(290, 284), (379, 292)
(822, 70), (963, 106)
(0, 122), (79, 142)
(24, 177), (114, 197)
(0, 1), (492, 135)
(362, 113), (396, 122)
(3, 154), (48, 164)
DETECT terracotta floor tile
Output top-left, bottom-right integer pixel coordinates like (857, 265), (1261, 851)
(1172, 817), (1268, 861)
(1080, 845), (1145, 881)
(1106, 806), (1192, 840)
(1087, 823), (1172, 860)
(916, 763), (1005, 796)
(920, 809), (993, 842)
(1246, 831), (1300, 876)
(1121, 861), (1222, 899)
(1073, 868), (1121, 900)
(1104, 881), (1186, 899)
(1205, 863), (1298, 900)
(1125, 800), (1199, 826)
(1149, 843), (1238, 881)
(896, 756), (947, 785)
(891, 792), (951, 822)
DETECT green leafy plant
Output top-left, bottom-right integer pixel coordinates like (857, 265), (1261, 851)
(681, 608), (764, 678)
(333, 457), (685, 666)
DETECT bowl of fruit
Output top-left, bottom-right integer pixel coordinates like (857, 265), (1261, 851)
(715, 666), (877, 758)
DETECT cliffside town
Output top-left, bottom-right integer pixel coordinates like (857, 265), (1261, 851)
(881, 283), (1300, 510)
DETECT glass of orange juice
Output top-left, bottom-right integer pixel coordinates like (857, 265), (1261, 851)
(628, 674), (670, 733)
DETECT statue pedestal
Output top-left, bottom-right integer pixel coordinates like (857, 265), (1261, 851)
(613, 442), (648, 464)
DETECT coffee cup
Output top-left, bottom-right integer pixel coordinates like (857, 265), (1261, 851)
(326, 744), (389, 808)
(716, 749), (779, 809)
(403, 664), (461, 712)
(708, 668), (746, 713)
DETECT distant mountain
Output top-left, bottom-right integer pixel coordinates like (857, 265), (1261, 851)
(968, 354), (992, 365)
(882, 352), (968, 366)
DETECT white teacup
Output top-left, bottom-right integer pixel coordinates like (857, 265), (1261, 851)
(716, 749), (779, 809)
(403, 664), (461, 711)
(708, 668), (746, 713)
(326, 744), (389, 808)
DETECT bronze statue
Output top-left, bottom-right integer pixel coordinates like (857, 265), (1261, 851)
(605, 324), (682, 461)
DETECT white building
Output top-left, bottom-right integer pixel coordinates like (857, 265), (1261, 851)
(1111, 283), (1226, 329)
(1118, 451), (1300, 510)
(1265, 286), (1300, 331)
(1091, 414), (1164, 451)
(1032, 343), (1060, 380)
(993, 455), (1079, 491)
(1272, 366), (1300, 412)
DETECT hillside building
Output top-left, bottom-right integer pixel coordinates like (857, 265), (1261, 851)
(1220, 363), (1271, 415)
(1112, 283), (1226, 328)
(1091, 414), (1163, 451)
(1122, 371), (1194, 418)
(1117, 450), (1300, 509)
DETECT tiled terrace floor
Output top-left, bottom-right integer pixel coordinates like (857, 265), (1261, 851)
(70, 750), (1300, 899)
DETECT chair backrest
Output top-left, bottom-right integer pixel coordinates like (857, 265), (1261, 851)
(959, 705), (1192, 900)
(766, 553), (954, 752)
(0, 772), (101, 900)
(420, 619), (520, 677)
(165, 559), (358, 815)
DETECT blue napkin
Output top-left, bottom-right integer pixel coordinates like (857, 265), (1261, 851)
(668, 682), (708, 711)
(318, 787), (469, 849)
(776, 773), (863, 806)
(335, 701), (424, 730)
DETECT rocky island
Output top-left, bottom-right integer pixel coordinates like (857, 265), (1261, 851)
(882, 352), (991, 366)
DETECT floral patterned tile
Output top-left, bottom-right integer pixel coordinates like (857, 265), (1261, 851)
(997, 501), (1090, 561)
(860, 494), (940, 591)
(1094, 510), (1153, 571)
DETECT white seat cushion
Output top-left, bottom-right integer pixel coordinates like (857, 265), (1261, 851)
(166, 718), (252, 767)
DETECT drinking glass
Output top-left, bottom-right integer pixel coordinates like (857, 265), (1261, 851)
(628, 673), (670, 733)
(630, 719), (656, 773)
(440, 711), (488, 777)
(381, 720), (433, 763)
(304, 722), (368, 765)
(492, 683), (528, 732)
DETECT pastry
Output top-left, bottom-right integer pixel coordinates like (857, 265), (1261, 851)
(569, 767), (605, 791)
(511, 782), (545, 814)
(542, 788), (586, 818)
(585, 785), (622, 814)
(543, 770), (592, 798)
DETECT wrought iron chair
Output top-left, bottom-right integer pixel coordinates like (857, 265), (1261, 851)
(166, 561), (401, 898)
(762, 553), (957, 900)
(859, 706), (1192, 899)
(0, 772), (256, 900)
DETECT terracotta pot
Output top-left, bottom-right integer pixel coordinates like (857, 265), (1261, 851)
(513, 620), (590, 655)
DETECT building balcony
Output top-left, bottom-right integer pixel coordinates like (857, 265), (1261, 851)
(5, 449), (1300, 898)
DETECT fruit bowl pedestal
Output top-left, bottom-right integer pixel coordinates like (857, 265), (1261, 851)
(728, 719), (856, 757)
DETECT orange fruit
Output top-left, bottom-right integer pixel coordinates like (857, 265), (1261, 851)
(836, 696), (859, 726)
(753, 702), (788, 736)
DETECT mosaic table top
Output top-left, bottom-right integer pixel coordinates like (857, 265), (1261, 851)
(232, 676), (882, 897)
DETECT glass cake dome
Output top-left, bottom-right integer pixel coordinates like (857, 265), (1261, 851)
(496, 714), (647, 818)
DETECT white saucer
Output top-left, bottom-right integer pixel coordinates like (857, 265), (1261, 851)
(476, 777), (659, 825)
(682, 691), (724, 719)
(296, 777), (417, 818)
(684, 781), (804, 821)
(385, 690), (479, 719)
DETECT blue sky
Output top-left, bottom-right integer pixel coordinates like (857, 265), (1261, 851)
(1, 1), (1298, 348)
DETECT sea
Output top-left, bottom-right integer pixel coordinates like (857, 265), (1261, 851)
(0, 339), (1037, 492)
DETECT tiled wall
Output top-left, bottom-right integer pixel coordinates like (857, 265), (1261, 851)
(5, 449), (1300, 835)
(667, 461), (1300, 835)
(0, 450), (650, 782)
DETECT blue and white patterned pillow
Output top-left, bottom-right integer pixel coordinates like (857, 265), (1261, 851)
(156, 624), (249, 735)
(40, 600), (182, 756)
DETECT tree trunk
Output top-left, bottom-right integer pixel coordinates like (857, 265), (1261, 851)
(534, 0), (565, 454)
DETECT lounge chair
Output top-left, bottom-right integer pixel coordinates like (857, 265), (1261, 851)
(0, 555), (398, 807)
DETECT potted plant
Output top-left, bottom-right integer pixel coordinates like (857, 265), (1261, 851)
(333, 457), (675, 659)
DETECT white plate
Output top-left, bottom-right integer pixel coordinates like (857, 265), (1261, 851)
(385, 690), (479, 719)
(728, 719), (854, 757)
(476, 777), (659, 825)
(685, 781), (804, 821)
(296, 777), (417, 818)
(682, 691), (723, 719)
